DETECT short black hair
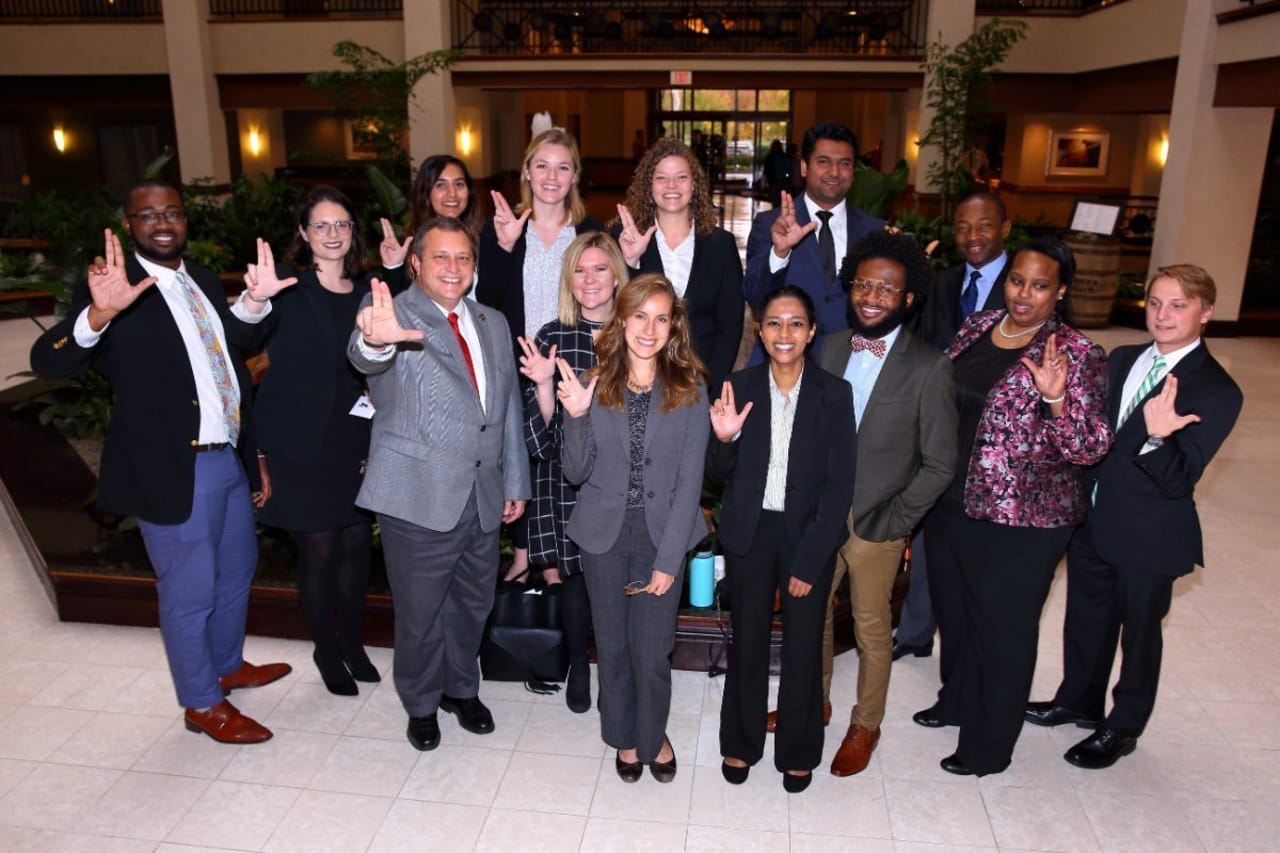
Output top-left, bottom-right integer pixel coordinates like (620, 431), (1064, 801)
(124, 180), (182, 212)
(801, 122), (859, 162)
(759, 284), (817, 326)
(955, 190), (1007, 223)
(1009, 236), (1076, 292)
(413, 214), (479, 260)
(840, 230), (931, 299)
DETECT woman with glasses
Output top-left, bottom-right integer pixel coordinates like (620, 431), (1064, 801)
(557, 273), (710, 784)
(245, 185), (397, 695)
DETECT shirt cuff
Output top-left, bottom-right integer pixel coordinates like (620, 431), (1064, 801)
(231, 292), (273, 321)
(383, 261), (404, 270)
(72, 306), (105, 347)
(356, 335), (396, 361)
(768, 249), (790, 273)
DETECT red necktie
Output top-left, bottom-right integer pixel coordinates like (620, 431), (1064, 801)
(849, 334), (887, 358)
(447, 311), (479, 391)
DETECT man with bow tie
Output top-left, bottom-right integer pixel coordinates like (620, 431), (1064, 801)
(807, 230), (958, 776)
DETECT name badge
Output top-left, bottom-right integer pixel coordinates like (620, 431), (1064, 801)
(349, 394), (375, 419)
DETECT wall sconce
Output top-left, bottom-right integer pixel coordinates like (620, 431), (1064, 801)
(458, 125), (474, 157)
(53, 126), (67, 153)
(247, 127), (263, 157)
(1158, 136), (1169, 167)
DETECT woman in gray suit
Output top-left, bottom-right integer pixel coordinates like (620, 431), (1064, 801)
(557, 272), (711, 784)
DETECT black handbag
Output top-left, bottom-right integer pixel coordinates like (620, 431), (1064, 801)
(480, 581), (569, 690)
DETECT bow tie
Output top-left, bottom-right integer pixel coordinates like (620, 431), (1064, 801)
(849, 335), (887, 358)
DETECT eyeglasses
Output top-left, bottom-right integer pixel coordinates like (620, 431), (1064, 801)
(308, 220), (355, 235)
(126, 209), (186, 226)
(851, 278), (904, 299)
(624, 581), (650, 596)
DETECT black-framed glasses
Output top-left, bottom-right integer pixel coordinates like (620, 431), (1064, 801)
(308, 220), (355, 235)
(851, 278), (904, 299)
(126, 209), (186, 226)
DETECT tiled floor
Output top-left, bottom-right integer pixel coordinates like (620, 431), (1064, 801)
(1, 320), (1277, 850)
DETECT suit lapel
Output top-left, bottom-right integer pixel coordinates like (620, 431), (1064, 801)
(406, 289), (484, 413)
(128, 258), (193, 374)
(860, 330), (909, 429)
(786, 366), (820, 480)
(1108, 346), (1144, 428)
(471, 301), (500, 415)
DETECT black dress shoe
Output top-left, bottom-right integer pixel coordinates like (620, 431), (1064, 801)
(940, 754), (974, 776)
(313, 648), (358, 697)
(1024, 701), (1100, 729)
(892, 639), (934, 661)
(439, 695), (495, 735)
(782, 771), (812, 793)
(721, 760), (750, 785)
(407, 714), (440, 751)
(649, 739), (677, 783)
(1064, 728), (1138, 769)
(615, 751), (643, 783)
(912, 704), (949, 729)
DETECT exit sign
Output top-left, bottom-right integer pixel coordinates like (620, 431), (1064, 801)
(670, 70), (693, 86)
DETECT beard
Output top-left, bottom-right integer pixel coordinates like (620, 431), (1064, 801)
(846, 299), (909, 339)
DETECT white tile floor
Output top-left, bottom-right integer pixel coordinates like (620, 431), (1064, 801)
(1, 318), (1277, 851)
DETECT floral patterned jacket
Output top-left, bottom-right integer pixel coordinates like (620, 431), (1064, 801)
(947, 310), (1113, 528)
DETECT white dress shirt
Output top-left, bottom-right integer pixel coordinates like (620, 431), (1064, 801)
(762, 366), (804, 512)
(842, 325), (901, 429)
(769, 196), (848, 277)
(656, 220), (697, 298)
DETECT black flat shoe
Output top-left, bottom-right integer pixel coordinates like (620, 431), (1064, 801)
(565, 664), (591, 714)
(1064, 728), (1138, 770)
(649, 739), (677, 783)
(892, 639), (934, 661)
(615, 751), (643, 783)
(912, 704), (949, 729)
(1024, 701), (1099, 729)
(940, 753), (974, 776)
(782, 771), (811, 793)
(407, 713), (440, 751)
(313, 648), (357, 696)
(439, 695), (495, 735)
(721, 760), (749, 785)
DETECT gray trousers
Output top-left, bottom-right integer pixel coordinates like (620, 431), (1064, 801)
(895, 527), (937, 646)
(378, 493), (498, 718)
(581, 508), (681, 763)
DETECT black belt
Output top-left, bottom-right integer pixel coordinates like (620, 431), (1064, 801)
(193, 442), (230, 453)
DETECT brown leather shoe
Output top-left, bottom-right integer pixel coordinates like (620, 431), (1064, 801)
(765, 702), (832, 734)
(830, 724), (880, 777)
(219, 661), (292, 694)
(184, 699), (272, 744)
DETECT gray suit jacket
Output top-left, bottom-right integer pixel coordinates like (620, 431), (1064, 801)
(348, 287), (530, 533)
(820, 327), (958, 542)
(562, 380), (711, 576)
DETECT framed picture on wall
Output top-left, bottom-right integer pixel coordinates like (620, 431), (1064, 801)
(343, 118), (379, 161)
(1046, 130), (1110, 177)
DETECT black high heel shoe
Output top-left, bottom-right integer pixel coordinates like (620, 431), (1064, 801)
(313, 648), (357, 696)
(340, 644), (381, 683)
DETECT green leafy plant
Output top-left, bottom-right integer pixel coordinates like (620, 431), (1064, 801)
(183, 173), (303, 272)
(848, 159), (910, 220)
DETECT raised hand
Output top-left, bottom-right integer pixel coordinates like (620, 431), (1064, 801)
(378, 217), (413, 268)
(86, 228), (155, 328)
(491, 190), (531, 252)
(1143, 373), (1200, 437)
(615, 203), (656, 268)
(517, 336), (557, 386)
(356, 278), (425, 348)
(770, 192), (817, 259)
(709, 380), (754, 442)
(1019, 332), (1068, 404)
(555, 357), (597, 419)
(243, 238), (298, 303)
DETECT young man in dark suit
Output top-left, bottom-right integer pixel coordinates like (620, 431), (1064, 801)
(742, 122), (885, 357)
(29, 182), (291, 744)
(1025, 264), (1243, 768)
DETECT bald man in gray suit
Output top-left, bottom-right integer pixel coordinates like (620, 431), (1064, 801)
(349, 218), (529, 752)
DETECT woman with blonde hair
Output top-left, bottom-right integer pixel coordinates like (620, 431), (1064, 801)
(557, 272), (710, 784)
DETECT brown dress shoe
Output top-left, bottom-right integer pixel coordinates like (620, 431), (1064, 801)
(219, 661), (292, 693)
(184, 700), (272, 744)
(766, 702), (832, 734)
(830, 724), (880, 777)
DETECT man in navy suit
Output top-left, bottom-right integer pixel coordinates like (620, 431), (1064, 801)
(1025, 264), (1242, 768)
(743, 122), (885, 357)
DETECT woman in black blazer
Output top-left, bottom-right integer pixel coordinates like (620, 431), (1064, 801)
(708, 285), (856, 793)
(378, 154), (481, 294)
(247, 186), (384, 696)
(612, 136), (745, 389)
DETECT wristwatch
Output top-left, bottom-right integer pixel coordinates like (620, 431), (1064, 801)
(1146, 434), (1166, 449)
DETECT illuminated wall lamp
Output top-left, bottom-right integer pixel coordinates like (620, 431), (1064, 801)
(247, 127), (263, 157)
(53, 126), (67, 153)
(1158, 136), (1169, 167)
(458, 126), (474, 157)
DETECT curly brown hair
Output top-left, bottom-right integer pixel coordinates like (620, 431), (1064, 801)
(588, 272), (708, 413)
(612, 138), (718, 236)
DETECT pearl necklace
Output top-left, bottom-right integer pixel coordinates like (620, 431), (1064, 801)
(997, 315), (1046, 339)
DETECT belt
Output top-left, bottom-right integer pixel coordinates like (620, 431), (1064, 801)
(192, 442), (231, 453)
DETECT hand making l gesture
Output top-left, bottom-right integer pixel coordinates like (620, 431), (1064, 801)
(615, 204), (656, 268)
(770, 192), (817, 259)
(709, 380), (754, 443)
(1019, 332), (1068, 409)
(355, 279), (424, 348)
(1143, 373), (1200, 438)
(85, 228), (155, 330)
(491, 190), (531, 252)
(242, 238), (298, 306)
(555, 357), (598, 419)
(378, 218), (413, 268)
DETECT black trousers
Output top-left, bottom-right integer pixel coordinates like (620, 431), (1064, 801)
(719, 511), (834, 773)
(929, 498), (1071, 775)
(1051, 522), (1175, 735)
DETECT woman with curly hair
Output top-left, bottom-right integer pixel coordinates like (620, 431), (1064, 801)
(556, 272), (711, 784)
(612, 137), (744, 388)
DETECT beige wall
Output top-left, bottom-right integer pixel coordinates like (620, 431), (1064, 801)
(1213, 8), (1280, 64)
(208, 21), (403, 73)
(1004, 113), (1139, 190)
(1129, 114), (1170, 197)
(235, 108), (287, 178)
(0, 24), (168, 75)
(986, 0), (1184, 74)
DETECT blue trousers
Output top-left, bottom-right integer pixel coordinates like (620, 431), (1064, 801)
(137, 447), (258, 709)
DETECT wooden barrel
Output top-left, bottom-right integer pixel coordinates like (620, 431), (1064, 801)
(1063, 235), (1121, 328)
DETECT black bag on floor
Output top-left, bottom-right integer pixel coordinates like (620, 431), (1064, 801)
(480, 582), (568, 690)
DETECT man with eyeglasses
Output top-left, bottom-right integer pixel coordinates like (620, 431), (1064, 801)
(30, 181), (292, 744)
(779, 230), (957, 777)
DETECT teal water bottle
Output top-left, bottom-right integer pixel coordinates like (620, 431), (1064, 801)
(689, 549), (715, 608)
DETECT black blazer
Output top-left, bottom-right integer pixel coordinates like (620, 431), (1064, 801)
(611, 224), (745, 390)
(476, 214), (604, 356)
(253, 266), (373, 461)
(706, 362), (856, 585)
(30, 257), (264, 524)
(1084, 341), (1242, 576)
(912, 261), (1008, 352)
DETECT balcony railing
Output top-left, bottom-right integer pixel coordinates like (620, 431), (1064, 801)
(0, 0), (162, 20)
(451, 1), (927, 57)
(208, 0), (401, 18)
(975, 0), (1131, 14)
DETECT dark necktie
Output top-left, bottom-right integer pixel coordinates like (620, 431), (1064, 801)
(960, 269), (980, 319)
(816, 210), (835, 281)
(849, 334), (887, 358)
(447, 311), (479, 392)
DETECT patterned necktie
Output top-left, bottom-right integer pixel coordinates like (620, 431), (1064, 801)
(960, 269), (980, 319)
(1117, 354), (1167, 430)
(448, 311), (479, 392)
(175, 270), (239, 444)
(816, 210), (836, 281)
(849, 334), (887, 358)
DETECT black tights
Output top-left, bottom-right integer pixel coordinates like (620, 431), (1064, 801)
(557, 570), (593, 666)
(295, 523), (372, 657)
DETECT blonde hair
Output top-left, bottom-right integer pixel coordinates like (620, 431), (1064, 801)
(518, 128), (586, 227)
(1147, 264), (1217, 307)
(557, 232), (628, 326)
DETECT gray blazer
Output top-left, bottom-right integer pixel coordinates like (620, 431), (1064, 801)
(348, 287), (530, 533)
(820, 328), (958, 542)
(562, 380), (711, 576)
